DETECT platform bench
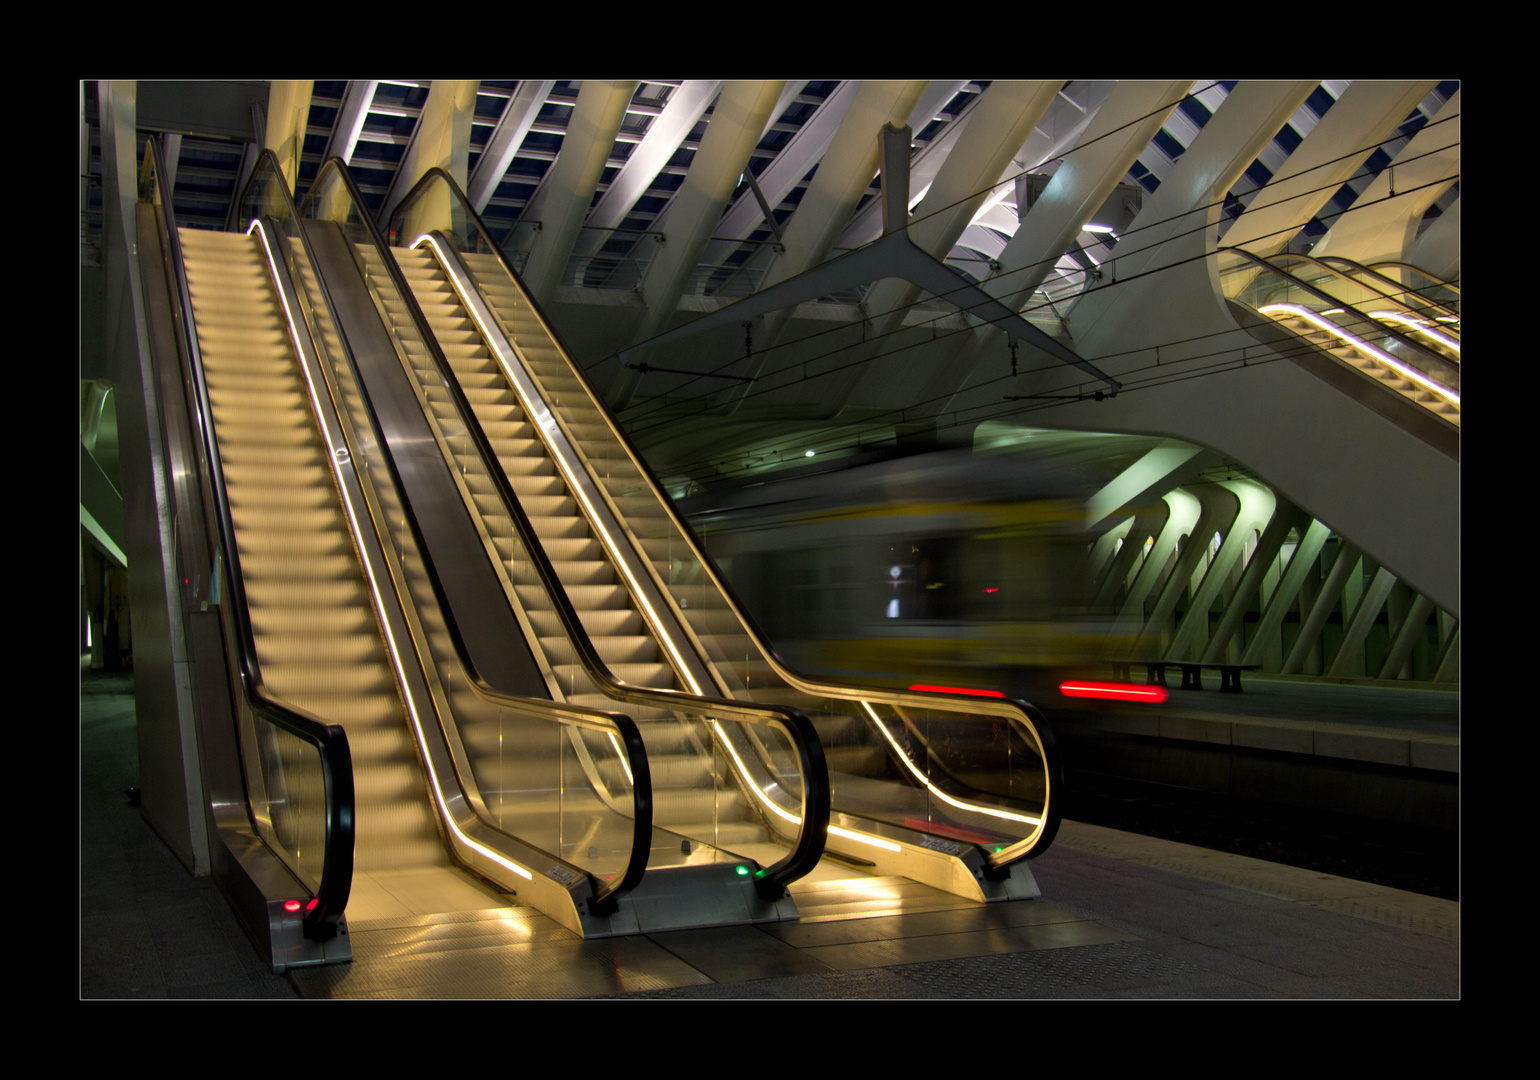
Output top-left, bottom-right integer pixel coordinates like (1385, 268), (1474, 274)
(1111, 660), (1262, 693)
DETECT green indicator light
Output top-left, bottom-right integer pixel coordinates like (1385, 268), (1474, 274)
(736, 866), (749, 876)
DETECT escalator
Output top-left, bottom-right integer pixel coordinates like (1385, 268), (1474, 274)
(378, 166), (1063, 909)
(295, 161), (827, 914)
(1221, 248), (1460, 448)
(178, 226), (452, 896)
(142, 140), (809, 962)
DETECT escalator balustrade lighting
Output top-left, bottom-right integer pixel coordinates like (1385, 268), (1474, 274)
(411, 234), (705, 698)
(411, 233), (822, 860)
(1258, 303), (1460, 406)
(1369, 310), (1461, 355)
(710, 718), (801, 827)
(1059, 680), (1168, 703)
(248, 222), (535, 884)
(860, 701), (1042, 829)
(828, 826), (903, 853)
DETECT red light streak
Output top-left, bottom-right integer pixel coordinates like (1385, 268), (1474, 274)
(909, 684), (1006, 698)
(1059, 680), (1167, 703)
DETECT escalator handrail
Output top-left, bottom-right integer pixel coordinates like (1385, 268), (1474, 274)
(1364, 260), (1460, 297)
(1313, 255), (1462, 323)
(235, 153), (653, 909)
(387, 166), (1060, 870)
(1270, 252), (1461, 338)
(305, 157), (827, 898)
(140, 136), (354, 941)
(1220, 247), (1459, 372)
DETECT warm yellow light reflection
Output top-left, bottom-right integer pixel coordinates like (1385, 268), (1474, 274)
(413, 234), (705, 697)
(1369, 310), (1460, 354)
(828, 825), (902, 852)
(1259, 303), (1459, 406)
(859, 700), (1041, 828)
(250, 221), (533, 884)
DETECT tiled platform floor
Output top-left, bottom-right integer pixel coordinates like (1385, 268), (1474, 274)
(80, 667), (1458, 999)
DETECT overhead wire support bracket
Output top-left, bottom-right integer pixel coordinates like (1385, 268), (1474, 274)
(626, 361), (757, 383)
(615, 124), (1121, 396)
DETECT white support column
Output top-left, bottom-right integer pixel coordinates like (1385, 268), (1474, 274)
(1329, 563), (1398, 677)
(1238, 514), (1336, 665)
(1119, 489), (1199, 622)
(984, 81), (1192, 317)
(1068, 80), (1316, 354)
(263, 80), (314, 196)
(1169, 481), (1269, 661)
(1085, 438), (1221, 531)
(825, 81), (1062, 413)
(1204, 496), (1310, 663)
(1379, 590), (1437, 680)
(387, 80), (480, 239)
(572, 80), (723, 258)
(719, 81), (928, 393)
(1433, 625), (1459, 682)
(702, 81), (859, 263)
(520, 80), (639, 305)
(1094, 505), (1169, 610)
(1284, 540), (1361, 674)
(319, 80), (378, 167)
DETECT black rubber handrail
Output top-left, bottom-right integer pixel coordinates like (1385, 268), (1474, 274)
(141, 136), (354, 941)
(388, 167), (1058, 873)
(1313, 255), (1461, 324)
(1221, 247), (1459, 374)
(366, 161), (834, 898)
(234, 152), (653, 910)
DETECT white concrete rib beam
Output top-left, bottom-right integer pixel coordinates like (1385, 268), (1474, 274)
(1311, 89), (1460, 266)
(1221, 80), (1439, 259)
(573, 80), (723, 256)
(468, 80), (555, 214)
(519, 80), (639, 304)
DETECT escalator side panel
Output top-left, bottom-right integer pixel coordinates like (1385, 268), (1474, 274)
(178, 227), (448, 875)
(301, 222), (547, 698)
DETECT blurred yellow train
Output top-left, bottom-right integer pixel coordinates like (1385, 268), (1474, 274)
(681, 449), (1135, 707)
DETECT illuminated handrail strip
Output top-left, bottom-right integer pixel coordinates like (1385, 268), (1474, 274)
(413, 232), (710, 698)
(385, 166), (1059, 870)
(1222, 247), (1457, 378)
(246, 219), (535, 884)
(1370, 310), (1460, 355)
(406, 231), (826, 874)
(1260, 303), (1460, 406)
(142, 139), (353, 940)
(248, 154), (658, 912)
(860, 701), (1041, 830)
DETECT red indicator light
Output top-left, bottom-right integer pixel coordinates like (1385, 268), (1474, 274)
(904, 818), (998, 845)
(283, 899), (303, 913)
(909, 684), (1006, 698)
(1059, 680), (1167, 703)
(984, 588), (999, 594)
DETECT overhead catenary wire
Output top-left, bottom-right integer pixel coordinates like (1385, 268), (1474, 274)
(617, 167), (1460, 447)
(608, 113), (1460, 434)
